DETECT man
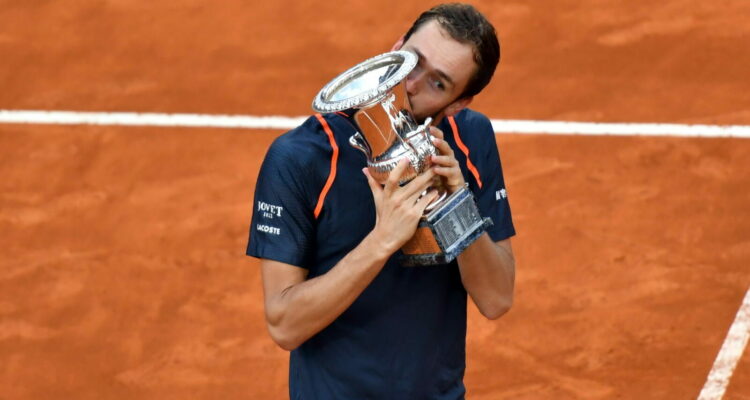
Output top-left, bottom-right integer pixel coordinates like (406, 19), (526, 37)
(247, 4), (515, 399)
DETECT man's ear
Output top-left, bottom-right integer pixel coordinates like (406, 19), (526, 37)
(444, 96), (473, 117)
(391, 36), (405, 51)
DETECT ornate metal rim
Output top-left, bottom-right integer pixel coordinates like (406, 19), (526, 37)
(312, 50), (417, 113)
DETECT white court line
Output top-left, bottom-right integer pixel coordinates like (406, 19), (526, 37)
(1, 109), (750, 138)
(698, 287), (750, 400)
(0, 110), (307, 130)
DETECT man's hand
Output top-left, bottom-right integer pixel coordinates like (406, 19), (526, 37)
(429, 126), (466, 193)
(363, 158), (438, 255)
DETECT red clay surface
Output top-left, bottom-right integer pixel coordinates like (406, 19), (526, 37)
(2, 1), (750, 399)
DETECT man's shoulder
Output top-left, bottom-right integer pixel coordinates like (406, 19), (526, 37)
(272, 115), (327, 146)
(442, 108), (495, 146)
(267, 114), (341, 162)
(452, 108), (492, 130)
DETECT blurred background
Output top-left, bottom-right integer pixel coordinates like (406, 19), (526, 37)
(1, 1), (749, 398)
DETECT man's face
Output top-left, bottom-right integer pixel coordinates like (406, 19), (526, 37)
(394, 20), (477, 123)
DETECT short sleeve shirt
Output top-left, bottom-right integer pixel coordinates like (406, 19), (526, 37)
(247, 108), (514, 399)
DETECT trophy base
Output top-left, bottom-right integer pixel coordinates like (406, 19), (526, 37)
(400, 187), (493, 266)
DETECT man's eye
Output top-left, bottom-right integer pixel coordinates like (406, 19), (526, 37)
(433, 80), (445, 91)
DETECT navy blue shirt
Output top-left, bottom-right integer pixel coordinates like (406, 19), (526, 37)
(247, 109), (514, 399)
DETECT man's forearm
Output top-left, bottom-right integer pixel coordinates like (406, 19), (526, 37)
(457, 235), (515, 319)
(263, 233), (392, 350)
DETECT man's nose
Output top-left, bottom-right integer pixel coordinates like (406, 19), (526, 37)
(405, 70), (421, 96)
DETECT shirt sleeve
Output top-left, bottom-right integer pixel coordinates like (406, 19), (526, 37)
(246, 132), (319, 268)
(459, 112), (516, 242)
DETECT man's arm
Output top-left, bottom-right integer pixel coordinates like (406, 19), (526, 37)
(260, 235), (391, 351)
(456, 237), (515, 319)
(260, 160), (439, 350)
(430, 128), (515, 319)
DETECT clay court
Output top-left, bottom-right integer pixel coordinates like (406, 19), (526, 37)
(1, 1), (749, 399)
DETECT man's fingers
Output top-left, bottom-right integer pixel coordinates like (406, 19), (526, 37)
(384, 159), (410, 193)
(429, 126), (445, 140)
(400, 169), (437, 204)
(415, 189), (440, 212)
(431, 136), (454, 157)
(429, 136), (465, 193)
(431, 154), (458, 168)
(413, 167), (437, 186)
(383, 158), (440, 202)
(362, 167), (382, 198)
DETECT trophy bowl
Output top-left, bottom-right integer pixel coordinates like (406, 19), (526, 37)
(312, 51), (491, 266)
(313, 51), (435, 185)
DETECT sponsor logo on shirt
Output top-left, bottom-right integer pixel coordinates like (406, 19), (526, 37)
(257, 201), (283, 219)
(496, 188), (507, 200)
(256, 224), (281, 235)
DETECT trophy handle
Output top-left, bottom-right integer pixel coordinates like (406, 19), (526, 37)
(349, 132), (372, 159)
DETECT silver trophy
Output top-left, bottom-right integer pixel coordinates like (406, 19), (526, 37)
(312, 51), (491, 266)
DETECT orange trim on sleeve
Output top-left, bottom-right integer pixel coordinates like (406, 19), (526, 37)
(448, 116), (483, 189)
(313, 113), (339, 219)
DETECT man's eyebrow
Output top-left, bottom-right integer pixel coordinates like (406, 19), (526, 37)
(435, 69), (455, 88)
(409, 47), (455, 88)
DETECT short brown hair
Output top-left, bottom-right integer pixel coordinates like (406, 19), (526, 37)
(403, 3), (501, 99)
